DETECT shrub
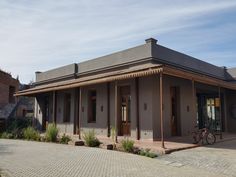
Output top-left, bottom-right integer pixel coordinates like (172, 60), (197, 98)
(5, 117), (32, 139)
(10, 128), (23, 139)
(147, 152), (158, 158)
(139, 149), (146, 156)
(121, 138), (134, 152)
(139, 149), (158, 158)
(59, 134), (71, 144)
(23, 127), (40, 141)
(45, 124), (58, 142)
(7, 117), (32, 131)
(0, 132), (14, 139)
(83, 130), (101, 147)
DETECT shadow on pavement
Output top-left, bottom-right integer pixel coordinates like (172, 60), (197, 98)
(164, 132), (236, 151)
(0, 141), (16, 155)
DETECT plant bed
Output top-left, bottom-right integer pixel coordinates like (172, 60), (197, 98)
(112, 138), (158, 158)
(121, 138), (134, 153)
(59, 134), (71, 144)
(138, 148), (158, 158)
(1, 122), (158, 159)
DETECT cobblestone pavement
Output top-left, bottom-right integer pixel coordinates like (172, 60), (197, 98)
(159, 139), (236, 177)
(0, 139), (231, 177)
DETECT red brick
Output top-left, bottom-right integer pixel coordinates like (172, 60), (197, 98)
(0, 70), (19, 107)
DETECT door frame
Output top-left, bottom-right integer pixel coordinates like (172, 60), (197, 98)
(170, 86), (181, 136)
(118, 85), (131, 136)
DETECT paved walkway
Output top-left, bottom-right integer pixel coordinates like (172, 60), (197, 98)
(0, 139), (227, 177)
(159, 139), (236, 177)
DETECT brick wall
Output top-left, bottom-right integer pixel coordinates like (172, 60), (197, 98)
(0, 70), (19, 107)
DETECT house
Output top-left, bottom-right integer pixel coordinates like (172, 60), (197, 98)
(15, 38), (236, 146)
(0, 69), (19, 107)
(0, 69), (19, 131)
(0, 70), (35, 132)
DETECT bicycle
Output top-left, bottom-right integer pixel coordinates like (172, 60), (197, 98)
(192, 126), (216, 145)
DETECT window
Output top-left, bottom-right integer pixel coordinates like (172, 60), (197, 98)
(63, 93), (71, 122)
(88, 90), (96, 123)
(207, 98), (215, 120)
(9, 86), (15, 103)
(45, 96), (49, 121)
(121, 96), (131, 123)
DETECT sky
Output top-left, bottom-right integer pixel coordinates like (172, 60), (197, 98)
(0, 0), (236, 84)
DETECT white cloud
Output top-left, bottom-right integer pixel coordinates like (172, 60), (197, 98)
(0, 0), (236, 83)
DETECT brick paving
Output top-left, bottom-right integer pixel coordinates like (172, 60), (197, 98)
(0, 139), (232, 177)
(158, 139), (236, 177)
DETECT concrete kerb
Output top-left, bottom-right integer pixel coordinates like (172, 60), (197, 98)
(163, 144), (200, 154)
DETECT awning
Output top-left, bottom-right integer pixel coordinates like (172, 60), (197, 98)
(163, 66), (236, 90)
(15, 65), (236, 97)
(15, 66), (163, 96)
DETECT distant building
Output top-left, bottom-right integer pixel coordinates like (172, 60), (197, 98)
(0, 70), (19, 107)
(0, 70), (19, 131)
(0, 70), (35, 132)
(16, 38), (236, 146)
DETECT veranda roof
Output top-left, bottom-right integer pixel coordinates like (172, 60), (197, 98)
(15, 66), (163, 96)
(15, 65), (236, 97)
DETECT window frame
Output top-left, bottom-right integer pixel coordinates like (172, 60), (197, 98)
(63, 93), (71, 123)
(88, 90), (97, 123)
(9, 86), (16, 103)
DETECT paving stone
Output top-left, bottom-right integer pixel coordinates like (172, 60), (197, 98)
(158, 140), (236, 177)
(159, 160), (174, 165)
(169, 162), (185, 167)
(0, 139), (232, 177)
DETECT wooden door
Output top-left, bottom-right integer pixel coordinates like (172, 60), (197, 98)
(119, 86), (131, 136)
(170, 87), (180, 136)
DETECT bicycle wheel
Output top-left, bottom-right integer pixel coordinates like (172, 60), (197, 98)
(206, 132), (216, 145)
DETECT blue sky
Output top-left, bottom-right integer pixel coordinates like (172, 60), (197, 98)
(0, 0), (236, 83)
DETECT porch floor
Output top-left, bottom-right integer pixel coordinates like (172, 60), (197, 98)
(93, 133), (236, 155)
